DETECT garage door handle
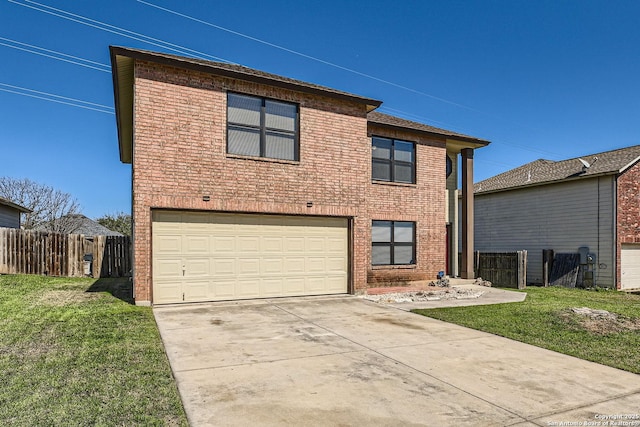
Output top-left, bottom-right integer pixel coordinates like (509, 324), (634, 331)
(182, 266), (186, 276)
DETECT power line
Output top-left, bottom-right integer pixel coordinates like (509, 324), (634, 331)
(8, 0), (235, 63)
(6, 1), (566, 161)
(0, 83), (114, 114)
(136, 0), (482, 113)
(0, 37), (110, 73)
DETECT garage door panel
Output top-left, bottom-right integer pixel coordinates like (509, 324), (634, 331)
(621, 245), (640, 290)
(261, 237), (284, 252)
(155, 235), (181, 254)
(185, 258), (209, 277)
(184, 280), (208, 301)
(284, 237), (305, 252)
(213, 258), (235, 275)
(325, 275), (348, 293)
(285, 257), (305, 273)
(153, 280), (182, 304)
(237, 279), (260, 297)
(261, 278), (284, 296)
(184, 235), (209, 253)
(307, 257), (326, 272)
(238, 237), (260, 252)
(262, 258), (284, 274)
(284, 277), (305, 293)
(327, 257), (347, 272)
(306, 276), (328, 292)
(327, 238), (347, 253)
(155, 259), (182, 278)
(212, 236), (234, 252)
(238, 258), (260, 275)
(306, 238), (326, 252)
(152, 212), (348, 304)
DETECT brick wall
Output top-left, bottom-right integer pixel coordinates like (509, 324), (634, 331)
(616, 160), (640, 288)
(131, 60), (447, 303)
(366, 124), (447, 285)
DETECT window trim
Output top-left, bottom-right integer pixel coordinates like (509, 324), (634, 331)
(227, 92), (300, 161)
(371, 220), (416, 266)
(371, 136), (416, 184)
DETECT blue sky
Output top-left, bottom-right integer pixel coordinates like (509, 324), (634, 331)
(1, 0), (639, 219)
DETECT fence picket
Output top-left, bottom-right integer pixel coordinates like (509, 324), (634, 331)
(0, 227), (130, 278)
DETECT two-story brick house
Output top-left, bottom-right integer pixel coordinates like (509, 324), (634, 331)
(110, 46), (489, 305)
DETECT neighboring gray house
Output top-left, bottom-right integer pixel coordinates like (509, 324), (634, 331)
(0, 197), (31, 229)
(471, 145), (640, 290)
(37, 214), (124, 236)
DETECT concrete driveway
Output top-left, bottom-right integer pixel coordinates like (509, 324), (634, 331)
(154, 296), (640, 426)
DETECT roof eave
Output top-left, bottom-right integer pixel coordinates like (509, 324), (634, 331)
(110, 46), (382, 117)
(367, 120), (490, 147)
(474, 170), (619, 195)
(619, 155), (640, 174)
(0, 198), (32, 213)
(110, 47), (134, 164)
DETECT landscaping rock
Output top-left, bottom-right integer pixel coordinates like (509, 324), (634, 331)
(362, 287), (485, 304)
(474, 277), (492, 287)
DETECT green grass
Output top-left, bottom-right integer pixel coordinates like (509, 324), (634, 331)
(0, 274), (187, 426)
(413, 286), (640, 374)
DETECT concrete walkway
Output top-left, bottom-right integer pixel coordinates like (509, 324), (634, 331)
(154, 296), (640, 426)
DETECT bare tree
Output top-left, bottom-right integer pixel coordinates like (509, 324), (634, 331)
(0, 177), (82, 233)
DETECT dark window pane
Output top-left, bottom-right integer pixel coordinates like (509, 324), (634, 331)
(372, 246), (391, 265)
(265, 132), (295, 160)
(394, 141), (414, 162)
(394, 222), (414, 243)
(265, 100), (296, 131)
(372, 221), (391, 242)
(394, 163), (413, 183)
(228, 93), (261, 126)
(228, 127), (260, 156)
(394, 246), (414, 264)
(372, 160), (391, 181)
(372, 137), (392, 159)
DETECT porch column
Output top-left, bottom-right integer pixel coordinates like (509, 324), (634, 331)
(461, 148), (475, 279)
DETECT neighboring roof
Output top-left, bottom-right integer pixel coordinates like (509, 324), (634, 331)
(110, 46), (383, 163)
(36, 214), (124, 236)
(367, 112), (490, 146)
(475, 145), (640, 194)
(0, 196), (31, 213)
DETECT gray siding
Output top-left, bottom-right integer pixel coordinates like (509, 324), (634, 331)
(470, 176), (615, 286)
(0, 205), (21, 228)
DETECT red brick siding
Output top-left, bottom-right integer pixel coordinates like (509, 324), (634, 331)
(131, 60), (447, 302)
(366, 124), (447, 285)
(616, 160), (640, 288)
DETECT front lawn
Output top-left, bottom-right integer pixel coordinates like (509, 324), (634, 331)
(0, 274), (187, 426)
(413, 286), (640, 374)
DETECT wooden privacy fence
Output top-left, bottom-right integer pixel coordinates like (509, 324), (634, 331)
(460, 251), (527, 289)
(0, 227), (131, 278)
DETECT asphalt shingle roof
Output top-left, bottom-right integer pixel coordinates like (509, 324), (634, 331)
(0, 196), (31, 213)
(111, 46), (382, 109)
(367, 112), (490, 144)
(475, 145), (640, 194)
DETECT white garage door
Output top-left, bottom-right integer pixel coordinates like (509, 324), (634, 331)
(621, 244), (640, 290)
(152, 211), (348, 304)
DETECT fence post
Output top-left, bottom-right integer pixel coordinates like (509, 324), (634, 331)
(517, 250), (527, 289)
(542, 249), (554, 287)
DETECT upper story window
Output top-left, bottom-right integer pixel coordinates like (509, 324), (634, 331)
(371, 137), (415, 183)
(227, 93), (299, 161)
